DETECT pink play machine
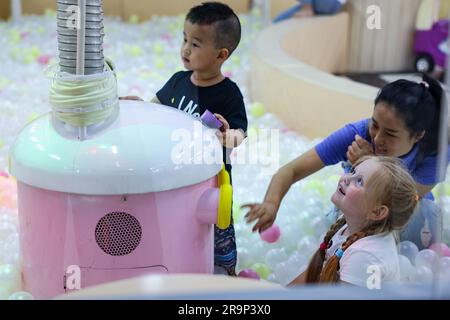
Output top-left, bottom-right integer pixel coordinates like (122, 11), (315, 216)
(9, 101), (232, 299)
(9, 0), (232, 299)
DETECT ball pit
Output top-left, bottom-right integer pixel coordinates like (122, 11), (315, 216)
(0, 11), (450, 297)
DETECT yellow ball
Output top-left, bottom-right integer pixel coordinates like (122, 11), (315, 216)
(153, 43), (164, 55)
(9, 30), (20, 44)
(27, 112), (40, 124)
(155, 58), (165, 69)
(127, 45), (143, 57)
(45, 9), (56, 17)
(251, 263), (271, 279)
(302, 179), (326, 197)
(0, 77), (11, 90)
(129, 14), (139, 24)
(250, 102), (266, 118)
(232, 201), (241, 222)
(30, 46), (41, 59)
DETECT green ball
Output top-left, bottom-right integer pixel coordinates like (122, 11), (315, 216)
(129, 14), (139, 24)
(9, 30), (20, 44)
(10, 47), (20, 60)
(232, 201), (241, 222)
(155, 58), (165, 69)
(153, 43), (164, 55)
(231, 55), (241, 65)
(251, 263), (272, 280)
(327, 175), (340, 185)
(23, 54), (34, 65)
(432, 183), (450, 198)
(30, 46), (41, 59)
(246, 126), (259, 139)
(0, 77), (11, 90)
(45, 9), (56, 17)
(250, 102), (266, 118)
(302, 179), (326, 197)
(127, 45), (143, 57)
(27, 112), (40, 124)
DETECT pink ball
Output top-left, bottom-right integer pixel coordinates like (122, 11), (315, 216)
(429, 243), (450, 257)
(37, 54), (51, 66)
(238, 268), (260, 280)
(260, 224), (281, 243)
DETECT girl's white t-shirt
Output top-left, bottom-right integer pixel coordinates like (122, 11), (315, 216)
(325, 224), (401, 287)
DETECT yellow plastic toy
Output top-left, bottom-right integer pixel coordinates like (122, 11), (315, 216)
(217, 165), (232, 229)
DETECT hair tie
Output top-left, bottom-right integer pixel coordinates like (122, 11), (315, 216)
(335, 248), (344, 259)
(419, 81), (429, 89)
(319, 242), (328, 251)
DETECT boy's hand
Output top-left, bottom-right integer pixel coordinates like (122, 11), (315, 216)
(242, 201), (278, 233)
(214, 113), (229, 146)
(346, 134), (374, 164)
(212, 113), (245, 148)
(119, 96), (144, 101)
(214, 113), (229, 131)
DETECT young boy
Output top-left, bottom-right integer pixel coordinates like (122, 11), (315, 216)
(124, 2), (247, 275)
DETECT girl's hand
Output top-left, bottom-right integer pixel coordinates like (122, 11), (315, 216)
(346, 134), (374, 164)
(242, 201), (278, 233)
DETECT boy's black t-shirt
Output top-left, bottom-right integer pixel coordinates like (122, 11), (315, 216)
(156, 70), (248, 174)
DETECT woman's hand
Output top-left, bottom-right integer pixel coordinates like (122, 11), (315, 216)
(346, 134), (374, 164)
(293, 3), (314, 18)
(242, 201), (279, 233)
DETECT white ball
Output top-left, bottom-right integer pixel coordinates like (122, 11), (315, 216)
(264, 248), (288, 270)
(414, 266), (433, 284)
(398, 254), (415, 283)
(246, 241), (266, 265)
(0, 264), (21, 293)
(266, 273), (277, 283)
(297, 235), (317, 257)
(8, 291), (34, 300)
(287, 251), (308, 269)
(415, 249), (439, 271)
(236, 247), (251, 269)
(439, 256), (450, 273)
(274, 262), (291, 286)
(0, 287), (10, 300)
(397, 241), (419, 265)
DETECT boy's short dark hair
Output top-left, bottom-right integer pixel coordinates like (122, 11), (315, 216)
(186, 2), (241, 56)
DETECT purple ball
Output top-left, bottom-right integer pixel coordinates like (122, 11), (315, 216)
(238, 268), (260, 280)
(260, 224), (281, 243)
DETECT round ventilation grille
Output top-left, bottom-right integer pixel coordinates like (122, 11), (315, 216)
(95, 212), (142, 256)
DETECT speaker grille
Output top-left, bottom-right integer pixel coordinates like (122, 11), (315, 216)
(95, 212), (142, 256)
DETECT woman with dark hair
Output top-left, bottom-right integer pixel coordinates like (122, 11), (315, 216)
(273, 0), (347, 23)
(244, 74), (447, 250)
